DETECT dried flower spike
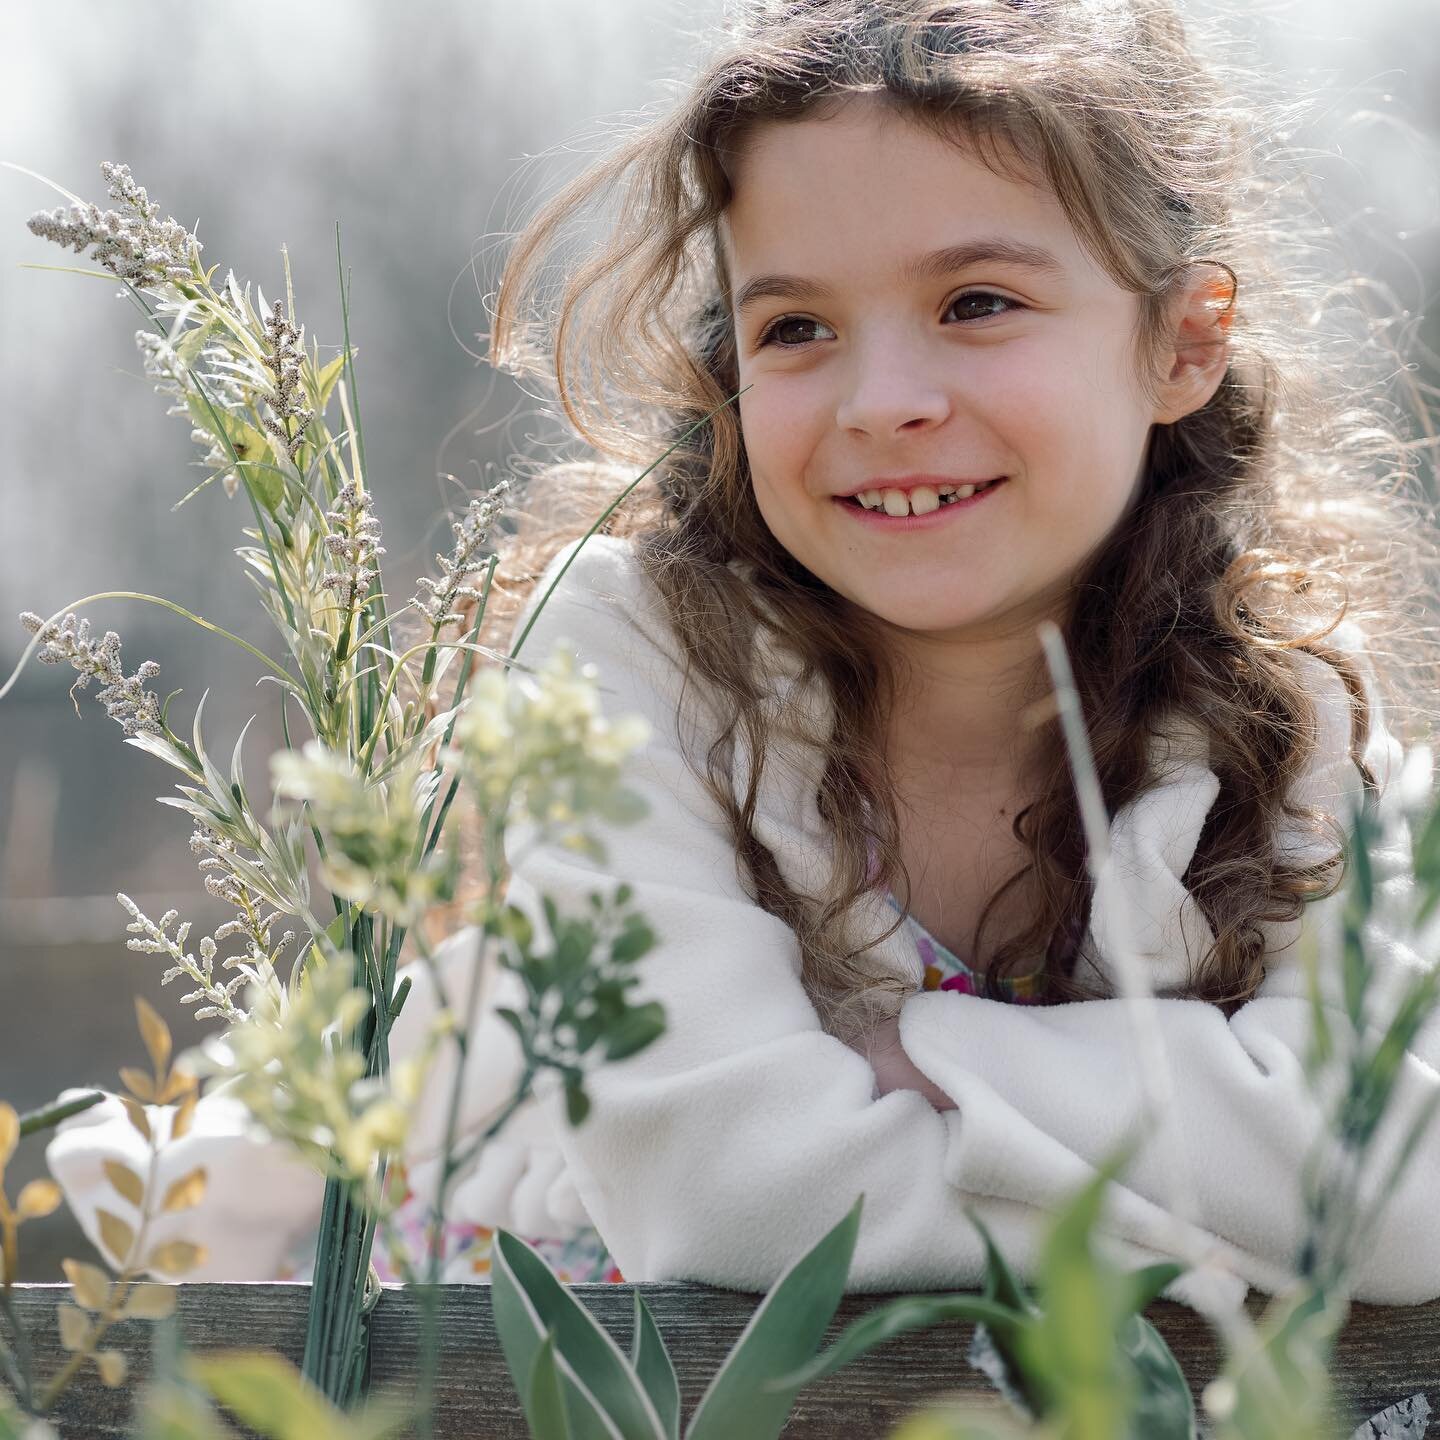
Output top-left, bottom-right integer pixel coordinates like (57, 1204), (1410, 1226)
(27, 161), (198, 291)
(258, 299), (315, 461)
(321, 481), (386, 613)
(17, 611), (162, 737)
(412, 478), (513, 628)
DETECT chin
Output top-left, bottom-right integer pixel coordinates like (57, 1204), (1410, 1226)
(855, 595), (994, 634)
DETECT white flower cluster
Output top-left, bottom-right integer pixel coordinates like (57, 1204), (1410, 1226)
(17, 611), (162, 738)
(26, 161), (198, 291)
(321, 481), (386, 613)
(181, 953), (441, 1193)
(411, 478), (513, 628)
(446, 645), (651, 860)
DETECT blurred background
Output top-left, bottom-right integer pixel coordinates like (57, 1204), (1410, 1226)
(2, 0), (1437, 1279)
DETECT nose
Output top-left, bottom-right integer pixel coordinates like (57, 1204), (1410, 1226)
(834, 340), (952, 438)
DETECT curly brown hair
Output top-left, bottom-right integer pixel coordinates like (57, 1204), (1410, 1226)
(407, 0), (1440, 1046)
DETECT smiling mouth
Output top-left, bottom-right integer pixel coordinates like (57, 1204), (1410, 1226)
(840, 477), (1006, 518)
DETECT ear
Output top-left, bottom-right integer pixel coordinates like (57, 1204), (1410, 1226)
(1151, 262), (1236, 425)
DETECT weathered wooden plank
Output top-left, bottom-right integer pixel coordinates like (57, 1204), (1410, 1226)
(8, 1282), (1437, 1438)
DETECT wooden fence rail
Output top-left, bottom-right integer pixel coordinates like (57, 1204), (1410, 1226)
(8, 1283), (1439, 1438)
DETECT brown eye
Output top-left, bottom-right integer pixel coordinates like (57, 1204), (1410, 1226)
(757, 315), (832, 349)
(946, 291), (1023, 322)
(755, 291), (1023, 350)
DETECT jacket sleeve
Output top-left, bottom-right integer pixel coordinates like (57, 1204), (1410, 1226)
(897, 625), (1440, 1305)
(492, 534), (1279, 1314)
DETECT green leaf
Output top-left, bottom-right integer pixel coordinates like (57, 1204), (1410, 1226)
(564, 1081), (591, 1127)
(130, 1381), (235, 1440)
(527, 1330), (572, 1440)
(184, 1350), (349, 1440)
(1018, 1144), (1143, 1429)
(610, 922), (657, 968)
(630, 1293), (681, 1440)
(0, 1409), (25, 1440)
(1119, 1262), (1185, 1317)
(958, 1208), (1047, 1417)
(685, 1192), (863, 1440)
(499, 904), (535, 951)
(1213, 1285), (1341, 1439)
(966, 1207), (1043, 1319)
(311, 911), (349, 964)
(229, 712), (260, 814)
(186, 395), (280, 512)
(491, 1228), (665, 1440)
(174, 315), (217, 368)
(1119, 1313), (1197, 1440)
(766, 1293), (1022, 1394)
(603, 1003), (667, 1062)
(314, 352), (349, 413)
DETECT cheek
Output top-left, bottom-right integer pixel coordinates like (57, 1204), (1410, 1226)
(739, 386), (821, 492)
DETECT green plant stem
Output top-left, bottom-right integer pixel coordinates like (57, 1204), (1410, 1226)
(299, 912), (392, 1405)
(411, 910), (526, 1440)
(17, 1091), (105, 1139)
(0, 1288), (35, 1412)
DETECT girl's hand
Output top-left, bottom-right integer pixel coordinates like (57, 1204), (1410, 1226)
(865, 1013), (957, 1111)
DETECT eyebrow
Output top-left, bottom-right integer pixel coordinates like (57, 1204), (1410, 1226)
(732, 237), (1066, 320)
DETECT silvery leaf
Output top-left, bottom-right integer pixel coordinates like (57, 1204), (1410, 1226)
(1350, 1393), (1432, 1440)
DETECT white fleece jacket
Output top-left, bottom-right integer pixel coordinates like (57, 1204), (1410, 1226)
(47, 533), (1440, 1318)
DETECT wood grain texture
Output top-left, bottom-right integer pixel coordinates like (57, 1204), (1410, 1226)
(8, 1282), (1437, 1438)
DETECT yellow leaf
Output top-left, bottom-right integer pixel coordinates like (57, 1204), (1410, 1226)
(62, 1258), (113, 1312)
(157, 1068), (196, 1105)
(16, 1178), (62, 1220)
(94, 1348), (128, 1387)
(95, 1208), (135, 1267)
(121, 1097), (152, 1143)
(135, 997), (172, 1077)
(56, 1301), (91, 1351)
(119, 1284), (176, 1320)
(119, 1067), (158, 1103)
(161, 1167), (207, 1213)
(102, 1159), (145, 1208)
(0, 1102), (16, 1170)
(170, 1089), (198, 1141)
(147, 1240), (207, 1277)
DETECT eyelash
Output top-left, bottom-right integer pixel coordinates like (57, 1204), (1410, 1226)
(754, 290), (1025, 350)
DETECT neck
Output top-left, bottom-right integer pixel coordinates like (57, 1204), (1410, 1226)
(880, 620), (1055, 798)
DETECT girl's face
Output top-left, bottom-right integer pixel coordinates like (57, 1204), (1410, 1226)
(721, 100), (1201, 639)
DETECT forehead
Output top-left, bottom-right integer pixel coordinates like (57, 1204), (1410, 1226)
(718, 100), (1086, 283)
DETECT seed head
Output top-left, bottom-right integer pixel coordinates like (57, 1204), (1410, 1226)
(412, 478), (513, 628)
(321, 482), (386, 613)
(27, 162), (199, 292)
(18, 610), (162, 737)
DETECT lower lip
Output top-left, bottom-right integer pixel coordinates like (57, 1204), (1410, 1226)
(835, 478), (1007, 529)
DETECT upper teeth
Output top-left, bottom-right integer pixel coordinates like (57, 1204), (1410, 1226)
(855, 483), (980, 515)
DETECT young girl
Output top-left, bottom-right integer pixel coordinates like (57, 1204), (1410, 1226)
(48, 0), (1440, 1309)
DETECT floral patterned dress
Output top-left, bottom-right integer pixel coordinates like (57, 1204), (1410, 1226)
(273, 893), (1045, 1287)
